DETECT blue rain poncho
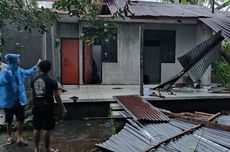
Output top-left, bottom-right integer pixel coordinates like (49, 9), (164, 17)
(0, 54), (38, 108)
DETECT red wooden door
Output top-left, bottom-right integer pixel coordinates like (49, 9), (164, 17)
(61, 39), (79, 85)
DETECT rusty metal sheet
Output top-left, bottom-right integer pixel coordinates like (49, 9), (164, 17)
(114, 95), (169, 122)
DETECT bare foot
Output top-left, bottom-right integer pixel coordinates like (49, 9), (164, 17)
(34, 148), (40, 152)
(6, 137), (14, 145)
(16, 139), (28, 147)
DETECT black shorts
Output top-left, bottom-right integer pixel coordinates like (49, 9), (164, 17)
(32, 104), (55, 130)
(4, 106), (25, 123)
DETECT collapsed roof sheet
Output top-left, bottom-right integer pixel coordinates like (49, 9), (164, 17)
(178, 31), (222, 82)
(97, 118), (230, 152)
(114, 95), (169, 122)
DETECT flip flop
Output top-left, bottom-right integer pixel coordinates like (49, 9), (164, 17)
(6, 139), (14, 145)
(47, 148), (59, 152)
(1, 139), (15, 147)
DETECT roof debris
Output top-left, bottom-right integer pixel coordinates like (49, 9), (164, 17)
(114, 95), (169, 122)
(152, 31), (224, 92)
(97, 95), (230, 152)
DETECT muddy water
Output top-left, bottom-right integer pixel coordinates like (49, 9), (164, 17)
(0, 120), (113, 152)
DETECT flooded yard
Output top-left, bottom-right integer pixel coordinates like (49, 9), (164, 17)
(0, 119), (113, 152)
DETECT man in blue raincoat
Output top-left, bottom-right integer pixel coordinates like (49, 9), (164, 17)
(0, 53), (40, 146)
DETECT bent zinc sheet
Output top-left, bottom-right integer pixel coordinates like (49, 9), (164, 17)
(97, 119), (230, 152)
(153, 31), (224, 90)
(177, 31), (222, 82)
(114, 95), (169, 122)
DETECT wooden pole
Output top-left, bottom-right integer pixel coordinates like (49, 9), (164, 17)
(139, 25), (144, 96)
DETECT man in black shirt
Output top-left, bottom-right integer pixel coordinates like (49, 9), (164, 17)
(31, 60), (67, 152)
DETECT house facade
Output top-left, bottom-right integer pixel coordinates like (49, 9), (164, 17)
(51, 16), (212, 85)
(2, 0), (229, 86)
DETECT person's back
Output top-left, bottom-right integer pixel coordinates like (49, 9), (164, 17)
(32, 73), (57, 107)
(31, 60), (66, 152)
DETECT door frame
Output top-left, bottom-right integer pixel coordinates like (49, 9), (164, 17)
(143, 30), (162, 84)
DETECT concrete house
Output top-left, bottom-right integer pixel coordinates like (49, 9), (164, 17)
(72, 0), (228, 86)
(2, 0), (229, 86)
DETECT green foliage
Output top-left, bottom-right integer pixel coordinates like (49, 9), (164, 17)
(24, 105), (33, 130)
(0, 0), (57, 52)
(0, 0), (57, 33)
(81, 26), (117, 44)
(108, 110), (116, 134)
(54, 0), (122, 44)
(190, 148), (198, 152)
(213, 61), (230, 86)
(212, 41), (230, 88)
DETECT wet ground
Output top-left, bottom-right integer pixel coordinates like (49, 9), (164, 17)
(0, 120), (113, 152)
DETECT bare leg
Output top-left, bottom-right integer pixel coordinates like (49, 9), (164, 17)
(43, 130), (51, 152)
(6, 122), (12, 143)
(33, 130), (41, 152)
(17, 121), (24, 143)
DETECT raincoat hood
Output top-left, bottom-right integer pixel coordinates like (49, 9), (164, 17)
(5, 53), (20, 65)
(0, 53), (38, 108)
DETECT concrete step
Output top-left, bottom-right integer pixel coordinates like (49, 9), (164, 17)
(111, 110), (125, 118)
(110, 103), (123, 111)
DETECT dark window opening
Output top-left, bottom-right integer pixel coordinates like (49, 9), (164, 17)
(160, 31), (176, 63)
(83, 27), (118, 63)
(144, 40), (160, 47)
(144, 30), (176, 63)
(100, 5), (111, 15)
(101, 37), (117, 62)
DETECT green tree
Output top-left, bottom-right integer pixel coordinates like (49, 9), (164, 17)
(0, 0), (57, 32)
(53, 0), (123, 43)
(0, 0), (57, 50)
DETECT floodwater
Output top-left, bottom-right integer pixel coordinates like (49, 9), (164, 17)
(0, 120), (113, 152)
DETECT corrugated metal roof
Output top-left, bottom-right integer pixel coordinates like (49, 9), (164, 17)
(114, 95), (169, 122)
(214, 115), (230, 126)
(178, 31), (222, 82)
(97, 118), (230, 152)
(97, 119), (196, 152)
(107, 0), (230, 18)
(199, 17), (230, 40)
(107, 0), (127, 14)
(154, 127), (230, 152)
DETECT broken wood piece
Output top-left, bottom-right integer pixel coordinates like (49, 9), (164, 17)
(82, 117), (132, 120)
(195, 111), (214, 116)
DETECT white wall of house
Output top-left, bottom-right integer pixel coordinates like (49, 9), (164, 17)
(102, 23), (141, 84)
(102, 22), (212, 85)
(196, 24), (212, 86)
